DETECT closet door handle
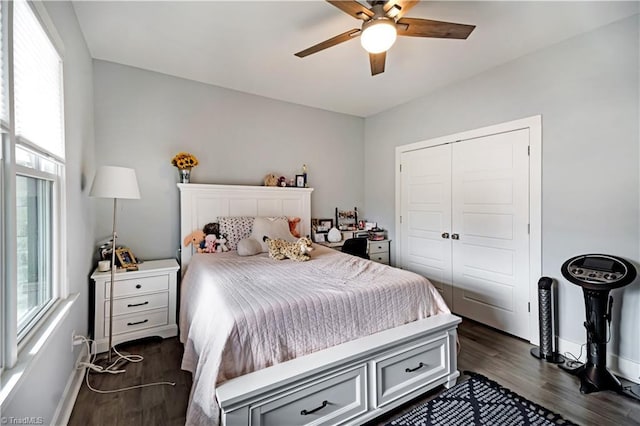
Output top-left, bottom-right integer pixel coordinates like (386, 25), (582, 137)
(441, 232), (449, 239)
(451, 233), (460, 240)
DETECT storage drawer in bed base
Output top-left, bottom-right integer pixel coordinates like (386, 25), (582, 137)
(217, 313), (461, 426)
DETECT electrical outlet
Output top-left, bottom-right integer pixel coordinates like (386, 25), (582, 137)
(71, 331), (85, 352)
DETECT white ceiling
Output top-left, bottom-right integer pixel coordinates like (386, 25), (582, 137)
(72, 1), (639, 117)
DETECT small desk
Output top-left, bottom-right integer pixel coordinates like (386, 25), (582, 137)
(318, 239), (391, 265)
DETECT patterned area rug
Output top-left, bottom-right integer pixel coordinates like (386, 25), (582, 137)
(386, 371), (578, 426)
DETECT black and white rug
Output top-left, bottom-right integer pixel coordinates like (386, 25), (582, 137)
(386, 372), (578, 426)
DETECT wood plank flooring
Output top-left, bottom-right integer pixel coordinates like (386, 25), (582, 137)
(69, 320), (640, 425)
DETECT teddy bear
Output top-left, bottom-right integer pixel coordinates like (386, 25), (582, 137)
(264, 173), (278, 186)
(183, 229), (205, 251)
(203, 234), (218, 253)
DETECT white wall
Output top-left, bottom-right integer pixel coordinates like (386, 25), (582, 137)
(1, 1), (95, 422)
(92, 60), (364, 261)
(365, 16), (640, 367)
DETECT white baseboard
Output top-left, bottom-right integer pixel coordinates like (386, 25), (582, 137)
(51, 345), (89, 425)
(558, 337), (640, 384)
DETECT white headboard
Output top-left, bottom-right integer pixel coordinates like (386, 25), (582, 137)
(178, 183), (314, 272)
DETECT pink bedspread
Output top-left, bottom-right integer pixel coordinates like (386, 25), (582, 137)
(179, 244), (449, 425)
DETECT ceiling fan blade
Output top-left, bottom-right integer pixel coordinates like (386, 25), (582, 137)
(295, 29), (361, 58)
(384, 0), (418, 20)
(369, 52), (386, 76)
(397, 18), (475, 39)
(326, 1), (374, 20)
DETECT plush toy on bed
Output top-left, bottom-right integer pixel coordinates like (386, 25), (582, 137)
(263, 236), (313, 262)
(288, 217), (301, 238)
(216, 235), (229, 253)
(202, 234), (218, 253)
(183, 230), (206, 251)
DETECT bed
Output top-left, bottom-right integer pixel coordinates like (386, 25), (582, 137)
(178, 184), (461, 426)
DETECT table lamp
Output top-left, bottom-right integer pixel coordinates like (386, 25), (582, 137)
(90, 166), (140, 363)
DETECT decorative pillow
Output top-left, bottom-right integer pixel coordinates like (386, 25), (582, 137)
(237, 238), (262, 256)
(250, 216), (296, 252)
(218, 216), (255, 251)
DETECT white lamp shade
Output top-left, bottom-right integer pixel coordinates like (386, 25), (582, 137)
(90, 166), (141, 199)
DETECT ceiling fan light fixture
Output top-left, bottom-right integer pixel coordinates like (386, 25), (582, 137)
(360, 18), (397, 54)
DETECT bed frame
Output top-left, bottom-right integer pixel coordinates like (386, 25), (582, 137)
(178, 183), (461, 426)
(178, 183), (313, 271)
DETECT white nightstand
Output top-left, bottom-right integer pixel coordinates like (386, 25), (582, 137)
(368, 239), (391, 265)
(317, 239), (391, 265)
(90, 258), (179, 353)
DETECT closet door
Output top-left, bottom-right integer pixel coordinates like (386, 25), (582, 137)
(400, 145), (453, 305)
(451, 129), (530, 339)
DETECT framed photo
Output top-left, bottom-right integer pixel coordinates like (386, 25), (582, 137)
(317, 218), (333, 232)
(295, 174), (305, 188)
(115, 247), (137, 268)
(313, 233), (326, 243)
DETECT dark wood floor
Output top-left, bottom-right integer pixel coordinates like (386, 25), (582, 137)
(69, 320), (640, 425)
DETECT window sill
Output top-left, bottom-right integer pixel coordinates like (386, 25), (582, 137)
(0, 293), (79, 408)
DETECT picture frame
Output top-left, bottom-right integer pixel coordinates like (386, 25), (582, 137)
(313, 233), (326, 243)
(115, 247), (137, 268)
(317, 218), (333, 232)
(295, 174), (305, 188)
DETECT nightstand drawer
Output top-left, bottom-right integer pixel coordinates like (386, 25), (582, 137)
(369, 241), (389, 254)
(370, 252), (389, 264)
(105, 292), (168, 317)
(104, 275), (169, 298)
(105, 309), (168, 336)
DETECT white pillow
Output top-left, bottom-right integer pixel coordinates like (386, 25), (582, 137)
(250, 217), (297, 252)
(237, 238), (262, 256)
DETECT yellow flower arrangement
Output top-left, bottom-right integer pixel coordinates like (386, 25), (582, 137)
(171, 152), (199, 170)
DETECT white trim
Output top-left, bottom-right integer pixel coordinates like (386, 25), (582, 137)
(0, 293), (78, 408)
(27, 1), (65, 59)
(558, 337), (640, 384)
(395, 115), (542, 344)
(51, 344), (88, 426)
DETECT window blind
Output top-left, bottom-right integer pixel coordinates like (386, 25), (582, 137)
(14, 0), (63, 159)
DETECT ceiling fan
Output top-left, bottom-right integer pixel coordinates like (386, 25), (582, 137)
(295, 1), (475, 76)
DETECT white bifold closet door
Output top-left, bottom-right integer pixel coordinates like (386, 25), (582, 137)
(400, 129), (530, 339)
(400, 144), (453, 305)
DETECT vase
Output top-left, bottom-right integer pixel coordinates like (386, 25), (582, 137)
(327, 227), (342, 243)
(179, 168), (191, 183)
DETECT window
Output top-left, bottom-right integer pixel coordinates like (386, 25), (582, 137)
(1, 0), (65, 368)
(16, 174), (53, 333)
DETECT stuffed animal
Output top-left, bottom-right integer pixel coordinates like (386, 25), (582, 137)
(264, 173), (278, 186)
(183, 230), (205, 249)
(203, 234), (218, 253)
(203, 222), (219, 236)
(263, 236), (314, 262)
(288, 217), (301, 238)
(217, 236), (229, 252)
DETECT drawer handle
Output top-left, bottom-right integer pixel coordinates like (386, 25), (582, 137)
(300, 400), (328, 416)
(405, 362), (425, 373)
(127, 319), (149, 326)
(127, 301), (149, 308)
(135, 284), (142, 289)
